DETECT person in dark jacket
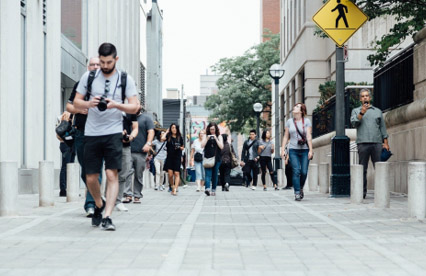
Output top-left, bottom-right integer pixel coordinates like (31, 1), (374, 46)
(219, 133), (234, 192)
(240, 129), (260, 190)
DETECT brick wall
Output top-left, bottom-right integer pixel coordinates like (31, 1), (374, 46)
(262, 0), (280, 41)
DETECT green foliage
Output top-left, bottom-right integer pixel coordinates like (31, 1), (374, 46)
(204, 32), (280, 134)
(314, 0), (426, 66)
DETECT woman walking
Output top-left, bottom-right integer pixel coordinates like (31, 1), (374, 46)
(280, 103), (313, 201)
(201, 122), (223, 196)
(258, 130), (278, 191)
(162, 124), (184, 196)
(219, 133), (234, 192)
(153, 130), (167, 191)
(190, 130), (206, 192)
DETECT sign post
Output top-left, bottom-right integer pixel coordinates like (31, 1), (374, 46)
(312, 0), (368, 197)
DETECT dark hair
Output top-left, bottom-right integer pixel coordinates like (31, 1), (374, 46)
(294, 103), (307, 117)
(221, 133), (228, 143)
(261, 130), (270, 141)
(98, 43), (117, 58)
(166, 123), (181, 141)
(250, 129), (256, 134)
(206, 122), (220, 137)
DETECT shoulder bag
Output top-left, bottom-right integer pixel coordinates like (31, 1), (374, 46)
(203, 139), (216, 168)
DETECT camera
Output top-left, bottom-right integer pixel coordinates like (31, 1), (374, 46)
(297, 139), (307, 146)
(98, 96), (108, 111)
(123, 133), (130, 142)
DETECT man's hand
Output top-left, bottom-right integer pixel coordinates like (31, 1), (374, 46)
(106, 98), (119, 109)
(240, 161), (245, 167)
(360, 102), (369, 114)
(383, 143), (390, 151)
(280, 148), (286, 158)
(142, 144), (151, 153)
(89, 96), (101, 108)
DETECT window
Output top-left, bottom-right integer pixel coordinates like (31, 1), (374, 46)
(61, 0), (82, 49)
(43, 0), (47, 26)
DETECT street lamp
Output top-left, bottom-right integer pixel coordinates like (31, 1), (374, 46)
(253, 103), (263, 138)
(269, 64), (285, 186)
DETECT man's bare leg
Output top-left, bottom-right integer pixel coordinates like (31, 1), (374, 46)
(86, 173), (103, 208)
(104, 169), (119, 217)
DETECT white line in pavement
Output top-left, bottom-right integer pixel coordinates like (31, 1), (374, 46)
(271, 192), (423, 275)
(0, 207), (79, 239)
(158, 194), (205, 274)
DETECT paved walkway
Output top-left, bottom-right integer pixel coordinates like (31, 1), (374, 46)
(1, 185), (426, 275)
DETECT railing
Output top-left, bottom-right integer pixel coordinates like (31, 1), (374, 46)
(374, 44), (414, 112)
(312, 86), (373, 139)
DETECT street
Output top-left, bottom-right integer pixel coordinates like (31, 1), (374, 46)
(1, 185), (426, 275)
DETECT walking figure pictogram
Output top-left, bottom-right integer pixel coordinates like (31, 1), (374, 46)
(331, 0), (349, 28)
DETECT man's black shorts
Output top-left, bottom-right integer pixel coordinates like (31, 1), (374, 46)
(84, 133), (122, 174)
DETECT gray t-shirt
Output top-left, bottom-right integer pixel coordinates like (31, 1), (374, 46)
(76, 69), (137, 136)
(259, 140), (273, 157)
(285, 118), (311, 150)
(130, 113), (155, 153)
(153, 139), (167, 161)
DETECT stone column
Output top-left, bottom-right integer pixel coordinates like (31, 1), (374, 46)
(319, 163), (330, 194)
(0, 161), (19, 216)
(39, 161), (54, 207)
(308, 164), (318, 191)
(350, 164), (364, 204)
(374, 162), (390, 208)
(66, 163), (80, 202)
(408, 162), (426, 219)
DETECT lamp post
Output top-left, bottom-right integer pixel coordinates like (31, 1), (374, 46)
(253, 103), (262, 138)
(269, 64), (285, 186)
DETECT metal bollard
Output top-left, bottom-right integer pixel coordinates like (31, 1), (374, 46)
(67, 163), (80, 202)
(277, 168), (284, 188)
(308, 164), (318, 192)
(319, 163), (330, 194)
(374, 162), (390, 208)
(39, 161), (54, 207)
(350, 164), (363, 204)
(0, 161), (19, 216)
(408, 162), (426, 219)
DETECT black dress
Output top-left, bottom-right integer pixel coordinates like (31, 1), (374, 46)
(164, 136), (184, 172)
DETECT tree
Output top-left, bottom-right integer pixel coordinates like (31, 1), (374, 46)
(315, 0), (426, 66)
(204, 33), (280, 133)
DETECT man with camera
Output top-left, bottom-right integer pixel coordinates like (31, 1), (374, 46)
(66, 57), (101, 217)
(127, 108), (155, 203)
(240, 129), (260, 190)
(73, 43), (140, 231)
(351, 88), (389, 199)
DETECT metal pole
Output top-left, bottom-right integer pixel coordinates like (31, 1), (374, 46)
(256, 112), (260, 139)
(335, 47), (345, 136)
(273, 78), (282, 184)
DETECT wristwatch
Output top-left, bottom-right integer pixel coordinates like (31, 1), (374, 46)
(359, 112), (365, 116)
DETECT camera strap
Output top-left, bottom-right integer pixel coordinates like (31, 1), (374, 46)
(293, 118), (306, 140)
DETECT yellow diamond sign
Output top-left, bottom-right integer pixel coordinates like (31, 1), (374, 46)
(313, 0), (368, 46)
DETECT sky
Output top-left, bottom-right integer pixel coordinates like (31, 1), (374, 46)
(159, 0), (261, 97)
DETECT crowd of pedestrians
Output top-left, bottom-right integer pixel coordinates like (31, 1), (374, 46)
(56, 43), (391, 232)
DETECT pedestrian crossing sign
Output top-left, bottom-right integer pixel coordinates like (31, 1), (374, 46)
(312, 0), (368, 47)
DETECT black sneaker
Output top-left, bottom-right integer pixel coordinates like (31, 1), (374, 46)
(300, 190), (304, 199)
(295, 194), (302, 201)
(92, 199), (105, 227)
(263, 187), (267, 191)
(59, 190), (67, 197)
(274, 186), (279, 191)
(205, 190), (210, 196)
(101, 217), (116, 231)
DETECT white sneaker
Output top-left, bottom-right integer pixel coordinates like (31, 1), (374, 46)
(251, 186), (256, 190)
(115, 203), (128, 212)
(196, 184), (201, 192)
(159, 185), (164, 191)
(154, 185), (158, 190)
(183, 184), (188, 188)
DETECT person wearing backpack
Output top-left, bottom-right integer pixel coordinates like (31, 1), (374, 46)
(219, 133), (233, 192)
(280, 103), (314, 201)
(73, 43), (140, 231)
(66, 57), (101, 216)
(240, 130), (260, 190)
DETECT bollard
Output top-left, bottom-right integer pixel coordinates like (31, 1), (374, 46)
(277, 168), (283, 188)
(374, 162), (390, 208)
(308, 164), (318, 192)
(39, 161), (54, 207)
(350, 164), (363, 204)
(319, 163), (330, 194)
(66, 163), (80, 202)
(408, 162), (426, 219)
(0, 161), (19, 216)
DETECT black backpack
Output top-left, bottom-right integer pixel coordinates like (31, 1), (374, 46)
(86, 70), (127, 102)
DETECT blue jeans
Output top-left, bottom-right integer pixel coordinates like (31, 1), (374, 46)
(194, 161), (205, 181)
(74, 129), (102, 211)
(59, 142), (75, 191)
(204, 160), (221, 191)
(289, 149), (309, 194)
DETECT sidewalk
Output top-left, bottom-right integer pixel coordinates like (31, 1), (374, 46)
(1, 185), (426, 275)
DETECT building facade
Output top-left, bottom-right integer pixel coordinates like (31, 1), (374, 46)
(260, 0), (280, 41)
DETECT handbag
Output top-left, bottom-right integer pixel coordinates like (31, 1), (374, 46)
(203, 156), (215, 168)
(194, 152), (203, 162)
(55, 120), (72, 138)
(231, 149), (238, 169)
(381, 148), (392, 161)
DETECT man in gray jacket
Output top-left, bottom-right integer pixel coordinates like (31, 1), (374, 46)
(240, 129), (260, 190)
(350, 88), (390, 199)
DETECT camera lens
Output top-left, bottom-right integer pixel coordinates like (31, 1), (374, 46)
(98, 97), (107, 111)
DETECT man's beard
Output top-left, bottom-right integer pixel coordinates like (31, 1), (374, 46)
(101, 64), (115, 74)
